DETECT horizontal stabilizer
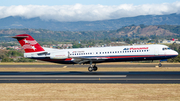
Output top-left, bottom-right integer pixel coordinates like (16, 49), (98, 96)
(12, 36), (28, 39)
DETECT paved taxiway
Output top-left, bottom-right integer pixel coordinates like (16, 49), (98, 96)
(0, 71), (180, 83)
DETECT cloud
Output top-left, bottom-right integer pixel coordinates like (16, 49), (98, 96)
(0, 2), (180, 22)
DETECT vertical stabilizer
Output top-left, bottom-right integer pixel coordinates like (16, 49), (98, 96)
(12, 34), (45, 53)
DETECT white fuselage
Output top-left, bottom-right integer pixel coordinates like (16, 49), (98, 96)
(24, 44), (178, 64)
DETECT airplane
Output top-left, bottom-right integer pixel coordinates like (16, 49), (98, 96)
(12, 34), (179, 72)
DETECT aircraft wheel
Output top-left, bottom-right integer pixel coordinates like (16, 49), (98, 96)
(93, 65), (98, 71)
(158, 63), (162, 67)
(88, 66), (93, 72)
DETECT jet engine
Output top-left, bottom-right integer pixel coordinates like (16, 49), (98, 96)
(50, 51), (69, 59)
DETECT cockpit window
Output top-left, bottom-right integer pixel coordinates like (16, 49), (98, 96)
(162, 47), (171, 50)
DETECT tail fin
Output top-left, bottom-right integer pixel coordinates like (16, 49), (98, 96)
(12, 34), (45, 53)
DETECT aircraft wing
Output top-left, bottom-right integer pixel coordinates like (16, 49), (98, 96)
(72, 56), (109, 64)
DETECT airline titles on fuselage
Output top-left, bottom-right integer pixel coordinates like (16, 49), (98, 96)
(123, 47), (148, 50)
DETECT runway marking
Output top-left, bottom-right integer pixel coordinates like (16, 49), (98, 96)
(0, 75), (127, 78)
(0, 79), (180, 80)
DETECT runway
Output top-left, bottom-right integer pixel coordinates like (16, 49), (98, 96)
(0, 63), (180, 67)
(0, 71), (180, 83)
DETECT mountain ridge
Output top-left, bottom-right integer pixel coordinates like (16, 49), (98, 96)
(0, 25), (179, 42)
(1, 13), (180, 31)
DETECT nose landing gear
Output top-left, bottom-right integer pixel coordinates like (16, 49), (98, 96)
(158, 62), (162, 67)
(158, 60), (162, 67)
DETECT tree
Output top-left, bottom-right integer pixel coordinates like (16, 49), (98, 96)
(140, 24), (146, 28)
(72, 43), (83, 48)
(140, 37), (149, 40)
(1, 57), (13, 62)
(125, 38), (131, 44)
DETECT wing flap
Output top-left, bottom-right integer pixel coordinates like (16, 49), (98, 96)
(72, 56), (109, 64)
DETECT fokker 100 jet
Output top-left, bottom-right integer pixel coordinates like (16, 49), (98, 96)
(12, 34), (178, 72)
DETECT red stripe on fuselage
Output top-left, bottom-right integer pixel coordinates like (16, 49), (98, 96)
(65, 58), (73, 61)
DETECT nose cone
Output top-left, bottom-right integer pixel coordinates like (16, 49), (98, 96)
(167, 50), (179, 58)
(174, 51), (179, 56)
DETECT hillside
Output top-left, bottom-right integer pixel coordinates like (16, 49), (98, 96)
(115, 25), (179, 37)
(0, 13), (180, 31)
(0, 25), (180, 42)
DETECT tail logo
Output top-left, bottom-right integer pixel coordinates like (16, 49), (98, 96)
(13, 34), (45, 53)
(23, 39), (38, 45)
(24, 39), (28, 43)
(22, 39), (37, 51)
(32, 46), (36, 50)
(22, 44), (36, 51)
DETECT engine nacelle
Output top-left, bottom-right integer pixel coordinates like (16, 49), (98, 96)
(50, 51), (68, 59)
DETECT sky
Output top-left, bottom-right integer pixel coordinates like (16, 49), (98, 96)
(0, 0), (180, 22)
(1, 0), (179, 6)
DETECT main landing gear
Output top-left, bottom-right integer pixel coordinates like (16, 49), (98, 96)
(88, 65), (98, 72)
(88, 61), (98, 72)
